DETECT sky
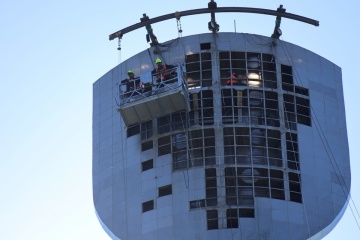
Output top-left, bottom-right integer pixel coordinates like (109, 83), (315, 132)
(1, 0), (359, 239)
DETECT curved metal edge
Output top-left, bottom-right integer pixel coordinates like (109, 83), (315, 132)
(109, 7), (319, 40)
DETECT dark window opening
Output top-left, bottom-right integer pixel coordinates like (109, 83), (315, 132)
(201, 42), (211, 50)
(226, 208), (238, 228)
(127, 124), (140, 138)
(142, 200), (154, 213)
(282, 74), (293, 84)
(271, 189), (285, 200)
(239, 208), (255, 218)
(289, 172), (302, 203)
(186, 54), (200, 62)
(206, 168), (218, 206)
(207, 210), (218, 230)
(141, 159), (153, 172)
(190, 199), (206, 209)
(286, 132), (300, 170)
(172, 132), (188, 170)
(200, 90), (214, 125)
(157, 115), (171, 134)
(221, 89), (240, 124)
(141, 120), (153, 140)
(158, 136), (171, 156)
(186, 53), (212, 88)
(172, 111), (187, 130)
(263, 62), (276, 72)
(295, 86), (309, 96)
(281, 64), (292, 75)
(158, 184), (172, 197)
(296, 97), (311, 126)
(290, 192), (303, 203)
(141, 140), (153, 151)
(264, 71), (277, 89)
(262, 54), (275, 62)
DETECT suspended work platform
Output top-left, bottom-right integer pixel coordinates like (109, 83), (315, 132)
(118, 65), (190, 127)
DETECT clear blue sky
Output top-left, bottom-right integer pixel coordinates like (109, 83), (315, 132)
(1, 0), (359, 239)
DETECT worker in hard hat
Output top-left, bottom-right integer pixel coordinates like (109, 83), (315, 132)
(121, 70), (141, 97)
(152, 58), (175, 83)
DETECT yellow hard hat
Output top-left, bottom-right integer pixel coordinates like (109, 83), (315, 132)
(127, 70), (134, 74)
(155, 58), (162, 63)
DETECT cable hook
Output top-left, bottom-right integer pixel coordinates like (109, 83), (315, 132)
(175, 12), (183, 37)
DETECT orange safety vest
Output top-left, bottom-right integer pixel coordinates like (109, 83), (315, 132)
(226, 73), (238, 85)
(155, 65), (168, 81)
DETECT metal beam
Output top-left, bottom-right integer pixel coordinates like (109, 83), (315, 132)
(109, 7), (319, 40)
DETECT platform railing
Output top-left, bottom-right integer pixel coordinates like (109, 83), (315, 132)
(119, 64), (188, 106)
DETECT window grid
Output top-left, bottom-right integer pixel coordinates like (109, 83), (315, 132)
(189, 90), (214, 126)
(206, 209), (218, 230)
(281, 64), (311, 127)
(219, 51), (277, 89)
(186, 52), (212, 88)
(221, 89), (279, 127)
(172, 129), (216, 170)
(205, 168), (218, 207)
(289, 172), (302, 203)
(225, 167), (286, 205)
(141, 120), (153, 140)
(223, 127), (282, 168)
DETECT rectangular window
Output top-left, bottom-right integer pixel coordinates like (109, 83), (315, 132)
(141, 159), (153, 172)
(141, 140), (153, 151)
(239, 208), (255, 218)
(127, 124), (140, 138)
(226, 208), (238, 228)
(200, 90), (214, 125)
(186, 53), (212, 88)
(270, 169), (285, 200)
(157, 115), (171, 134)
(219, 51), (246, 86)
(295, 86), (309, 96)
(289, 172), (302, 203)
(141, 120), (153, 140)
(286, 132), (300, 170)
(254, 168), (270, 198)
(158, 184), (172, 197)
(158, 136), (171, 156)
(281, 64), (294, 92)
(284, 94), (297, 131)
(207, 210), (218, 230)
(142, 200), (154, 213)
(172, 111), (187, 130)
(200, 42), (211, 50)
(296, 97), (311, 126)
(190, 199), (206, 209)
(265, 91), (279, 127)
(221, 89), (239, 124)
(205, 168), (217, 206)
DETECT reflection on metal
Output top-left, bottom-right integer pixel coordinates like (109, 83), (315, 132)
(118, 65), (189, 126)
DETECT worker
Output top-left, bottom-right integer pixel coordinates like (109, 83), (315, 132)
(121, 70), (141, 97)
(226, 72), (240, 86)
(152, 58), (175, 83)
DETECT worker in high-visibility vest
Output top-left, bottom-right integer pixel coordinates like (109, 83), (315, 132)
(152, 58), (175, 83)
(226, 72), (239, 86)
